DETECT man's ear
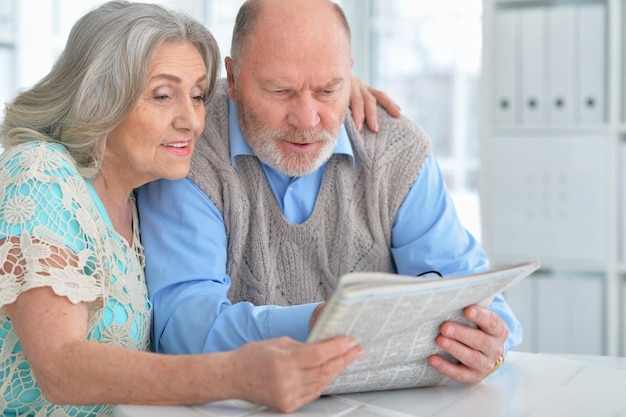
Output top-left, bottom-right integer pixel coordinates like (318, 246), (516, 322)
(225, 57), (237, 102)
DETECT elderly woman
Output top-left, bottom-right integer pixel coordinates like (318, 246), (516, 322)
(0, 2), (380, 416)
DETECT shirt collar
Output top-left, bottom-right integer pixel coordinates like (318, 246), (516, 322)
(227, 98), (354, 170)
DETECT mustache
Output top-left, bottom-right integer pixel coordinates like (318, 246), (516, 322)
(272, 127), (333, 144)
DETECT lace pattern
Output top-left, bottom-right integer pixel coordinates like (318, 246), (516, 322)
(0, 142), (151, 417)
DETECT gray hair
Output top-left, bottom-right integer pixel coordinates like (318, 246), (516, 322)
(0, 1), (220, 179)
(229, 0), (351, 77)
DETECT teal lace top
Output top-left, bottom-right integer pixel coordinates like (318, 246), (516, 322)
(0, 142), (151, 417)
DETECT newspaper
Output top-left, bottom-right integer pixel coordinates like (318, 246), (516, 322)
(307, 258), (540, 395)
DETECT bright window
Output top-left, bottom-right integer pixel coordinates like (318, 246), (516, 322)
(341, 0), (483, 239)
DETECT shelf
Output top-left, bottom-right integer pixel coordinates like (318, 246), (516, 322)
(495, 0), (607, 6)
(481, 0), (623, 356)
(493, 256), (615, 273)
(617, 125), (626, 134)
(491, 125), (612, 135)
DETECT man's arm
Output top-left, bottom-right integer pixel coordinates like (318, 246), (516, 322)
(137, 178), (319, 354)
(390, 154), (522, 380)
(391, 155), (490, 277)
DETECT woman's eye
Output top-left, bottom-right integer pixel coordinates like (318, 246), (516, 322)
(154, 95), (170, 101)
(194, 95), (208, 105)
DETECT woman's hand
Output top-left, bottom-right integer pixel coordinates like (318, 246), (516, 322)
(349, 77), (401, 132)
(229, 336), (364, 413)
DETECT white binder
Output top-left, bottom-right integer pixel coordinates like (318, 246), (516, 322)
(520, 7), (547, 125)
(547, 6), (576, 125)
(488, 135), (608, 263)
(577, 3), (606, 123)
(620, 142), (626, 262)
(536, 272), (604, 355)
(493, 9), (519, 125)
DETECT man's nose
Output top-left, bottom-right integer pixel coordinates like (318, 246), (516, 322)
(286, 94), (321, 130)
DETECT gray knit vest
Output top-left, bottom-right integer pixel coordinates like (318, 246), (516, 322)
(189, 82), (431, 306)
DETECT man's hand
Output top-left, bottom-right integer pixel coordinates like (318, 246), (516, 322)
(428, 305), (509, 383)
(349, 76), (401, 132)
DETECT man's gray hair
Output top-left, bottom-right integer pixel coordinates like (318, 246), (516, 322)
(229, 0), (351, 77)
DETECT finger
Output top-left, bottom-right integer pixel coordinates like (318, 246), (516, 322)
(316, 343), (364, 379)
(440, 321), (489, 353)
(462, 308), (509, 359)
(428, 354), (483, 383)
(367, 87), (401, 118)
(296, 336), (361, 367)
(360, 83), (379, 132)
(349, 78), (366, 131)
(464, 306), (508, 339)
(303, 344), (364, 398)
(284, 341), (364, 411)
(439, 319), (506, 372)
(435, 329), (492, 373)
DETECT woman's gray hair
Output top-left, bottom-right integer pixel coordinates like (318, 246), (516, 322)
(0, 1), (220, 179)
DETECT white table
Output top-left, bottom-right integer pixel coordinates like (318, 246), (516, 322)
(114, 351), (626, 417)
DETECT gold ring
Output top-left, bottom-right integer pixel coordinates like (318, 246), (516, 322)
(484, 356), (504, 378)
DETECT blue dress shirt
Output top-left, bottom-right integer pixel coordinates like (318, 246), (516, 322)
(137, 99), (522, 355)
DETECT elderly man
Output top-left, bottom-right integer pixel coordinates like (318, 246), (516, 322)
(137, 0), (521, 384)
